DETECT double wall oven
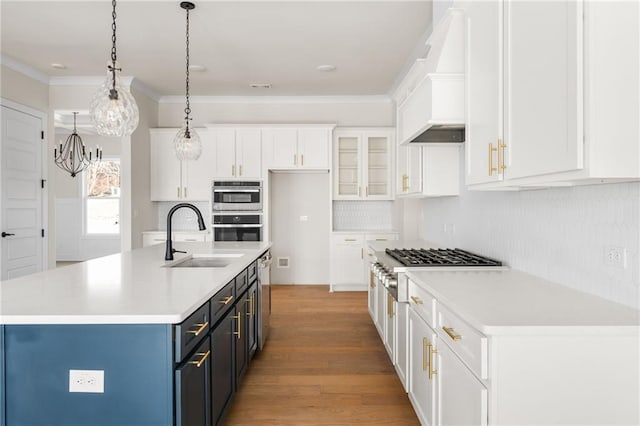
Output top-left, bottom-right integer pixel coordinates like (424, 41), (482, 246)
(212, 181), (263, 242)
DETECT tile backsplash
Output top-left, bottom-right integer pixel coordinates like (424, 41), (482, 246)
(333, 200), (395, 231)
(420, 180), (640, 309)
(156, 201), (210, 231)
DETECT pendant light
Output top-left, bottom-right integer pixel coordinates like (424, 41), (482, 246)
(174, 1), (202, 161)
(54, 112), (103, 178)
(89, 0), (139, 137)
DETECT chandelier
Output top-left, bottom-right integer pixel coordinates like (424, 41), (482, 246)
(174, 1), (202, 161)
(89, 0), (139, 137)
(54, 112), (102, 178)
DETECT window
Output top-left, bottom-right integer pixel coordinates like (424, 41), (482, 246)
(84, 159), (120, 235)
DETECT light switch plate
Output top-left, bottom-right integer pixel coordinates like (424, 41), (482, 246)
(69, 369), (104, 393)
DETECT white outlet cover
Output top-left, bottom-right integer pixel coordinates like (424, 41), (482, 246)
(69, 369), (104, 393)
(300, 215), (308, 221)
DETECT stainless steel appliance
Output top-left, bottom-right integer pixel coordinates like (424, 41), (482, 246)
(258, 250), (272, 350)
(212, 181), (262, 211)
(212, 214), (262, 242)
(372, 248), (506, 302)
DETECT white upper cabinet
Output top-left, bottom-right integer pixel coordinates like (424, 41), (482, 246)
(333, 128), (394, 200)
(205, 126), (262, 179)
(149, 128), (213, 201)
(263, 126), (334, 170)
(463, 0), (640, 188)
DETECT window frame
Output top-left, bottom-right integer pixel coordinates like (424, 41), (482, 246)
(81, 157), (121, 238)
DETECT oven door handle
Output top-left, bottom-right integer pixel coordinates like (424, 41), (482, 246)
(212, 224), (264, 228)
(213, 189), (260, 193)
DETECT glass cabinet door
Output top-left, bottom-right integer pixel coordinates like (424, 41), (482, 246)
(336, 135), (361, 197)
(365, 135), (391, 198)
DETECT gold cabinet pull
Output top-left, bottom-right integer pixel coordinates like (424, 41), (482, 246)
(442, 326), (462, 341)
(232, 164), (235, 176)
(245, 295), (254, 317)
(428, 344), (437, 380)
(361, 248), (363, 259)
(344, 238), (357, 242)
(239, 164), (243, 176)
(370, 272), (375, 288)
(488, 143), (498, 176)
(186, 321), (209, 336)
(183, 187), (187, 198)
(219, 295), (234, 305)
(301, 154), (304, 166)
(233, 313), (242, 340)
(365, 186), (369, 197)
(498, 139), (507, 171)
(189, 350), (211, 368)
(293, 154), (297, 165)
(422, 337), (428, 371)
(177, 187), (181, 198)
(410, 296), (423, 305)
(389, 295), (395, 318)
(375, 238), (387, 241)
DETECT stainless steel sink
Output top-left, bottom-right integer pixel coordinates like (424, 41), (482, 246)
(166, 253), (243, 268)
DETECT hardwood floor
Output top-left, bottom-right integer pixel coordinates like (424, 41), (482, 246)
(224, 285), (419, 425)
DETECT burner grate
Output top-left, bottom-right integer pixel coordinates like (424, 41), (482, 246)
(385, 248), (502, 267)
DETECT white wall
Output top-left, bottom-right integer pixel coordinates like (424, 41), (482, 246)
(419, 147), (640, 309)
(270, 172), (330, 284)
(332, 201), (396, 231)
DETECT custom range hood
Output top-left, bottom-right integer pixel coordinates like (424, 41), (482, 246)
(398, 9), (465, 145)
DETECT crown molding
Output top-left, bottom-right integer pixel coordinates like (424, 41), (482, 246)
(159, 95), (392, 104)
(0, 54), (50, 85)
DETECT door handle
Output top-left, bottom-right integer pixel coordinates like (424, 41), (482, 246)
(2, 232), (15, 238)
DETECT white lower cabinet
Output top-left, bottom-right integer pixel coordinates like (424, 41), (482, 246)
(408, 307), (438, 426)
(438, 340), (488, 426)
(383, 291), (396, 360)
(394, 301), (409, 391)
(329, 232), (399, 291)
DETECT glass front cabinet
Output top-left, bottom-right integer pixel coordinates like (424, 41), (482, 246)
(333, 128), (394, 200)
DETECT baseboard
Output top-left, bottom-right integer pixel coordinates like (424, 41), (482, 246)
(330, 283), (367, 292)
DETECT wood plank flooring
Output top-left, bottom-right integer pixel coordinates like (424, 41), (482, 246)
(224, 285), (419, 425)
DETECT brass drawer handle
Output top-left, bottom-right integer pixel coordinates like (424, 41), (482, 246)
(344, 238), (357, 242)
(428, 345), (437, 380)
(189, 350), (211, 368)
(442, 326), (462, 341)
(375, 238), (387, 241)
(186, 321), (209, 336)
(233, 313), (242, 340)
(219, 295), (234, 305)
(410, 296), (423, 305)
(499, 139), (507, 171)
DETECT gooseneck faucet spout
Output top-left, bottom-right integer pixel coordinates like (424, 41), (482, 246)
(165, 203), (206, 261)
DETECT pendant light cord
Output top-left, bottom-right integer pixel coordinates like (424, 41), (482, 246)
(184, 6), (192, 136)
(109, 0), (120, 100)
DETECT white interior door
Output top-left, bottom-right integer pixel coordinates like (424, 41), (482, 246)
(1, 105), (44, 280)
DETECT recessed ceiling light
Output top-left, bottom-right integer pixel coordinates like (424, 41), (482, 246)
(51, 63), (67, 70)
(189, 64), (206, 72)
(250, 83), (272, 89)
(316, 64), (336, 72)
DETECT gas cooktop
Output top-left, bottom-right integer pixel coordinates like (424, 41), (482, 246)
(385, 248), (502, 267)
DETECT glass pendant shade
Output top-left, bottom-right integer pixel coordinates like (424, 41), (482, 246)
(174, 124), (202, 161)
(90, 66), (139, 137)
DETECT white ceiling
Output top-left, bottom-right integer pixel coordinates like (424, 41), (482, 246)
(1, 1), (432, 97)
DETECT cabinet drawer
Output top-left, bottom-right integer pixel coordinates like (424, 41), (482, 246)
(365, 233), (400, 242)
(437, 303), (488, 380)
(331, 234), (365, 245)
(175, 302), (211, 363)
(247, 260), (257, 283)
(175, 233), (208, 242)
(235, 269), (249, 295)
(210, 281), (236, 324)
(408, 279), (436, 328)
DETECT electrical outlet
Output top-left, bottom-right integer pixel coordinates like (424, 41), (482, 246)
(300, 215), (308, 221)
(605, 246), (627, 269)
(69, 369), (104, 393)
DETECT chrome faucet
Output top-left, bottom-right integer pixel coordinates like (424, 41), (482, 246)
(165, 203), (206, 261)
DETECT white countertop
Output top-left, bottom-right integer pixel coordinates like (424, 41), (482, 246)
(0, 241), (271, 325)
(406, 269), (640, 335)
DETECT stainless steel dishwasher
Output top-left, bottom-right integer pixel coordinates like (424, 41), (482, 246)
(258, 250), (272, 349)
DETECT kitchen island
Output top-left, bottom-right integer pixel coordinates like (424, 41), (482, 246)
(0, 241), (271, 426)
